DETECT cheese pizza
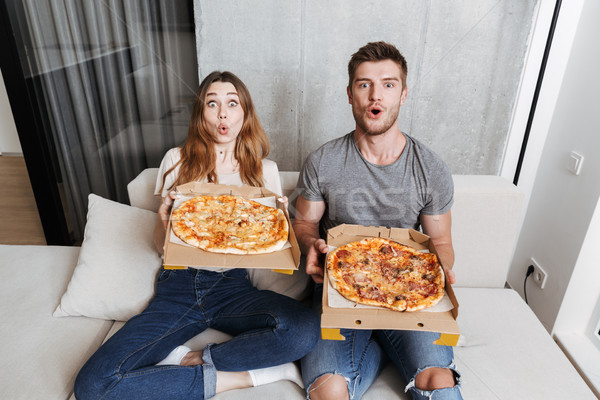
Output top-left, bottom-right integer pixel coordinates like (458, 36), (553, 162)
(170, 194), (288, 254)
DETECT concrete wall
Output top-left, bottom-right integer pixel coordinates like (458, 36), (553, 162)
(193, 0), (539, 173)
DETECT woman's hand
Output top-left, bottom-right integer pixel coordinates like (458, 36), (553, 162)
(154, 191), (178, 254)
(277, 196), (288, 211)
(158, 191), (177, 229)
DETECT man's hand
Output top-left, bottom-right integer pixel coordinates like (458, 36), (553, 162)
(293, 195), (328, 283)
(306, 238), (329, 283)
(444, 267), (456, 285)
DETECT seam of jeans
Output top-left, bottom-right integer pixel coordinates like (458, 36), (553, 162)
(112, 318), (200, 375)
(352, 330), (377, 370)
(195, 270), (249, 310)
(209, 309), (279, 324)
(100, 363), (203, 400)
(380, 329), (410, 379)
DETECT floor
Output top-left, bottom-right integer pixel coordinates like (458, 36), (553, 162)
(0, 155), (46, 245)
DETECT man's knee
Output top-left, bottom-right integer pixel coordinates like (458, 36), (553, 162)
(414, 367), (457, 390)
(308, 373), (349, 400)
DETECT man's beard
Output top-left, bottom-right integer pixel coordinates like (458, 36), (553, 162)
(353, 105), (400, 136)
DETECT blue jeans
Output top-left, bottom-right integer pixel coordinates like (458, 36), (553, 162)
(301, 284), (462, 400)
(75, 268), (320, 400)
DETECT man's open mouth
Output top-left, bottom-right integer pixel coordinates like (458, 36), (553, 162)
(369, 107), (383, 117)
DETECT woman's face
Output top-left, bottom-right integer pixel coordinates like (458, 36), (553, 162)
(203, 81), (245, 147)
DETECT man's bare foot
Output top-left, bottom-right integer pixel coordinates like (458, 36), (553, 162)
(180, 350), (204, 366)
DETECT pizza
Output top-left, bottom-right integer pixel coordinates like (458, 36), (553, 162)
(170, 194), (288, 254)
(326, 237), (445, 312)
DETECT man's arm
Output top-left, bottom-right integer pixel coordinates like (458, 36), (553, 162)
(293, 194), (329, 283)
(421, 210), (455, 285)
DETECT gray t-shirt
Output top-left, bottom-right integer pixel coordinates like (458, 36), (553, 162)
(298, 131), (453, 238)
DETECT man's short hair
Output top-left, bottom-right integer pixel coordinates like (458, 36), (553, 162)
(348, 41), (408, 90)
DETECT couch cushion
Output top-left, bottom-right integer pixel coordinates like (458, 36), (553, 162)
(453, 287), (596, 399)
(54, 194), (162, 321)
(0, 245), (113, 400)
(127, 167), (161, 211)
(451, 176), (523, 288)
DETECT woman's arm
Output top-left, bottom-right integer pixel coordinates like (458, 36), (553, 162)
(154, 193), (175, 255)
(154, 218), (166, 255)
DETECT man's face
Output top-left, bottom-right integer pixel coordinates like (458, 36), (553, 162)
(347, 60), (407, 136)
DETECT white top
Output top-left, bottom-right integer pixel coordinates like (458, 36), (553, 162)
(154, 147), (282, 198)
(154, 147), (283, 273)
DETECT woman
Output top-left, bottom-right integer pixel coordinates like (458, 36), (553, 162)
(75, 71), (320, 399)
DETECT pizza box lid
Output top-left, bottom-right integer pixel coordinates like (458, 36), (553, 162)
(321, 224), (460, 341)
(162, 181), (300, 272)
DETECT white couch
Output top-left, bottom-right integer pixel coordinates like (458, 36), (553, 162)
(0, 169), (596, 399)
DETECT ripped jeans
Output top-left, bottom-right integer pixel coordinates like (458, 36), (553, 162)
(301, 284), (462, 400)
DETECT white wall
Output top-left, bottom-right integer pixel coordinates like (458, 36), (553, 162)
(0, 69), (22, 155)
(507, 0), (600, 332)
(554, 196), (600, 335)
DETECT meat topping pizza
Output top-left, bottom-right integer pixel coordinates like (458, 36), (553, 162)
(170, 194), (288, 254)
(326, 237), (445, 312)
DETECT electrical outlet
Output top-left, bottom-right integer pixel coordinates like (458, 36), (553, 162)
(530, 258), (548, 289)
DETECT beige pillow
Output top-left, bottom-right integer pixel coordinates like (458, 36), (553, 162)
(53, 194), (162, 321)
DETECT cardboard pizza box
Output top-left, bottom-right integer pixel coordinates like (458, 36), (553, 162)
(321, 224), (460, 344)
(162, 182), (300, 272)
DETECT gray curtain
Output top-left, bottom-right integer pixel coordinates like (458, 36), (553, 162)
(19, 0), (197, 241)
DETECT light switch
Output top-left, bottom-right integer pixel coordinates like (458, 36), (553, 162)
(568, 151), (584, 175)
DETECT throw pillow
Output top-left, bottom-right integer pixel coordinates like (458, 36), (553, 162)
(53, 194), (162, 321)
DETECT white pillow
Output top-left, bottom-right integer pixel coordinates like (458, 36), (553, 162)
(53, 194), (162, 321)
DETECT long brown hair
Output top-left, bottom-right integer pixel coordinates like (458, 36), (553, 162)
(160, 71), (269, 193)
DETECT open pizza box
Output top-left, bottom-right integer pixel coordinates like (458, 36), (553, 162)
(162, 182), (300, 273)
(321, 224), (460, 346)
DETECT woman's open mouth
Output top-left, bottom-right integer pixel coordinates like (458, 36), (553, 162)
(218, 124), (229, 135)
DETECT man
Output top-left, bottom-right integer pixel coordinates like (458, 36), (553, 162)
(294, 41), (462, 400)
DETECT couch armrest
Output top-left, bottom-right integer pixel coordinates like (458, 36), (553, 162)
(452, 175), (524, 288)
